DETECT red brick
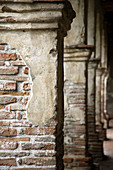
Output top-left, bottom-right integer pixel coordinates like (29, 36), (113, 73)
(35, 135), (55, 142)
(34, 151), (55, 157)
(11, 121), (32, 127)
(0, 121), (10, 126)
(23, 82), (31, 91)
(20, 127), (37, 135)
(21, 127), (55, 135)
(11, 61), (26, 66)
(24, 67), (29, 74)
(0, 81), (16, 91)
(17, 112), (22, 120)
(21, 143), (55, 150)
(0, 96), (17, 105)
(0, 91), (30, 96)
(0, 53), (17, 61)
(0, 152), (30, 157)
(63, 157), (73, 163)
(18, 97), (29, 105)
(0, 137), (30, 142)
(18, 55), (22, 60)
(0, 67), (18, 75)
(0, 111), (16, 119)
(0, 127), (17, 136)
(0, 158), (16, 166)
(0, 141), (18, 150)
(8, 104), (26, 111)
(3, 81), (16, 91)
(0, 76), (29, 81)
(22, 157), (56, 166)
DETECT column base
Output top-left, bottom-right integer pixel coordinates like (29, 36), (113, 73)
(96, 124), (106, 140)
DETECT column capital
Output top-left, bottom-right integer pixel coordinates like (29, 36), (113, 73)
(64, 45), (93, 62)
(0, 0), (75, 36)
(96, 68), (103, 76)
(88, 58), (100, 69)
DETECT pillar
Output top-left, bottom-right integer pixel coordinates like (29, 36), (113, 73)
(95, 68), (106, 140)
(101, 69), (109, 129)
(87, 58), (103, 163)
(64, 46), (93, 170)
(0, 1), (75, 169)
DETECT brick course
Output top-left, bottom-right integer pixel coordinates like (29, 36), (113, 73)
(0, 40), (56, 169)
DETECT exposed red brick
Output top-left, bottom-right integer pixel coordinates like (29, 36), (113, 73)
(0, 111), (16, 119)
(11, 61), (26, 66)
(0, 96), (17, 105)
(0, 152), (30, 157)
(21, 143), (55, 150)
(18, 55), (22, 60)
(17, 112), (22, 120)
(0, 91), (30, 96)
(23, 82), (31, 91)
(3, 81), (16, 91)
(8, 104), (26, 111)
(0, 127), (17, 137)
(22, 157), (56, 166)
(0, 121), (10, 126)
(34, 151), (55, 157)
(63, 157), (73, 163)
(0, 141), (18, 150)
(21, 127), (55, 135)
(0, 158), (16, 166)
(20, 127), (37, 135)
(0, 53), (17, 61)
(24, 67), (29, 74)
(18, 97), (29, 105)
(0, 76), (29, 81)
(0, 67), (18, 75)
(11, 121), (32, 127)
(0, 137), (30, 142)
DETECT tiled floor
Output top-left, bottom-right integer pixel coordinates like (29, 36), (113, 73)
(99, 119), (113, 170)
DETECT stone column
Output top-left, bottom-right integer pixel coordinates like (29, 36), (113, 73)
(95, 68), (106, 140)
(0, 1), (75, 169)
(101, 69), (109, 129)
(63, 46), (93, 170)
(87, 58), (103, 163)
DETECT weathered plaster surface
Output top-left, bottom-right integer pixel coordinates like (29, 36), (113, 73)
(64, 0), (85, 46)
(0, 30), (57, 124)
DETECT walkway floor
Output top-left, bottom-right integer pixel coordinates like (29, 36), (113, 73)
(99, 119), (113, 170)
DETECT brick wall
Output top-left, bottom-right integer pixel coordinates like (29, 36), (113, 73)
(0, 40), (56, 169)
(64, 82), (92, 170)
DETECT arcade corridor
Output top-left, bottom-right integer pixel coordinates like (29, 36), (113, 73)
(99, 1), (113, 169)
